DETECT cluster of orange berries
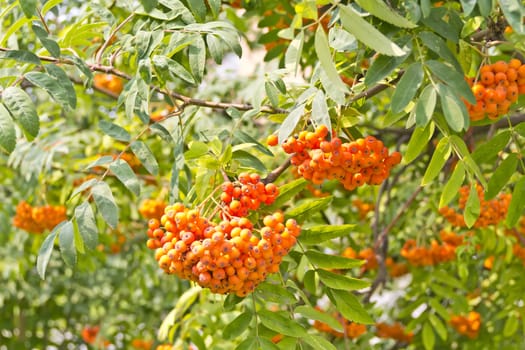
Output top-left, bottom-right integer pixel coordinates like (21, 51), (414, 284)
(93, 73), (124, 95)
(400, 232), (461, 267)
(80, 325), (110, 347)
(269, 125), (401, 190)
(375, 322), (414, 343)
(450, 311), (482, 339)
(464, 59), (525, 121)
(145, 175), (300, 297)
(385, 257), (409, 278)
(312, 308), (366, 339)
(352, 199), (375, 220)
(139, 199), (167, 220)
(13, 201), (67, 234)
(219, 173), (278, 217)
(439, 184), (511, 228)
(131, 339), (153, 349)
(342, 247), (408, 277)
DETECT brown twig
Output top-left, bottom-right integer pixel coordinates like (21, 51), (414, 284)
(263, 157), (292, 184)
(349, 70), (404, 103)
(95, 13), (134, 65)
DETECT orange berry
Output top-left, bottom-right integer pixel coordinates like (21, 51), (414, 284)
(267, 134), (278, 146)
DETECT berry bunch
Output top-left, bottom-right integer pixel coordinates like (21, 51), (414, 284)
(375, 322), (414, 343)
(385, 257), (409, 278)
(464, 59), (525, 121)
(93, 73), (124, 95)
(81, 326), (99, 344)
(131, 339), (153, 350)
(439, 184), (511, 228)
(145, 175), (300, 297)
(343, 247), (378, 272)
(13, 201), (67, 234)
(400, 239), (457, 267)
(274, 125), (401, 190)
(312, 308), (366, 339)
(450, 312), (482, 339)
(139, 199), (167, 220)
(220, 173), (278, 217)
(352, 199), (375, 219)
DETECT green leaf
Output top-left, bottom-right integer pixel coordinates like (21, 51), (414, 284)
(286, 196), (332, 222)
(421, 7), (462, 43)
(58, 221), (76, 267)
(158, 286), (201, 340)
(99, 120), (131, 142)
(407, 62), (434, 101)
(256, 282), (297, 304)
(429, 298), (450, 321)
(302, 334), (337, 350)
(0, 49), (40, 64)
(340, 5), (406, 57)
(472, 131), (511, 164)
(232, 150), (267, 173)
(140, 0), (158, 12)
(419, 31), (462, 72)
(303, 269), (318, 295)
(265, 81), (280, 108)
(285, 31), (304, 75)
(206, 34), (224, 64)
(314, 26), (347, 93)
(329, 289), (373, 324)
(32, 22), (61, 57)
(318, 269), (370, 291)
(278, 104), (305, 146)
(233, 130), (273, 156)
(429, 313), (447, 341)
(449, 135), (486, 187)
(499, 0), (525, 34)
(460, 0), (477, 15)
(355, 0), (416, 28)
(188, 37), (206, 83)
(437, 83), (469, 132)
(266, 178), (308, 211)
(506, 176), (525, 227)
(391, 62), (424, 114)
(0, 104), (16, 154)
(299, 224), (355, 245)
(91, 181), (119, 229)
(259, 337), (280, 350)
(311, 90), (330, 131)
(130, 141), (159, 175)
(258, 310), (307, 337)
(422, 322), (435, 350)
(364, 53), (408, 87)
(464, 183), (480, 228)
(187, 0), (206, 22)
(305, 250), (363, 269)
(404, 122), (434, 164)
(25, 70), (76, 109)
(295, 305), (343, 332)
(427, 61), (476, 104)
(235, 337), (257, 350)
(152, 55), (195, 85)
(487, 154), (519, 199)
(74, 201), (98, 251)
(421, 136), (451, 186)
(19, 0), (37, 17)
(109, 159), (141, 196)
(439, 161), (465, 208)
(2, 86), (39, 140)
(503, 314), (520, 337)
(37, 222), (65, 279)
(70, 178), (98, 200)
(223, 311), (252, 339)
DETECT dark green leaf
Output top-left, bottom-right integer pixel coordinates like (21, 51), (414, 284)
(258, 310), (307, 337)
(0, 104), (16, 154)
(32, 23), (61, 57)
(232, 150), (267, 173)
(437, 83), (469, 132)
(421, 7), (462, 42)
(266, 178), (308, 211)
(259, 337), (280, 350)
(286, 196), (332, 222)
(464, 183), (481, 228)
(233, 130), (273, 156)
(404, 122), (434, 164)
(152, 55), (195, 85)
(58, 221), (76, 267)
(506, 176), (525, 227)
(364, 53), (408, 87)
(235, 336), (257, 350)
(419, 31), (461, 72)
(91, 181), (119, 229)
(140, 0), (158, 12)
(2, 86), (39, 140)
(187, 0), (206, 22)
(0, 49), (40, 64)
(303, 269), (317, 295)
(305, 250), (363, 269)
(503, 314), (520, 337)
(340, 5), (406, 56)
(74, 201), (98, 251)
(110, 159), (141, 196)
(472, 131), (511, 164)
(223, 311), (252, 339)
(99, 120), (131, 142)
(427, 61), (476, 104)
(130, 141), (159, 175)
(355, 0), (417, 28)
(391, 62), (424, 114)
(25, 71), (76, 109)
(20, 0), (37, 17)
(421, 137), (451, 186)
(299, 224), (355, 245)
(487, 154), (518, 199)
(329, 289), (373, 324)
(318, 269), (370, 291)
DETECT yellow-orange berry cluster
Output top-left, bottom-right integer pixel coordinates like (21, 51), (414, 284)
(312, 308), (366, 339)
(439, 184), (511, 228)
(352, 199), (375, 220)
(375, 322), (413, 343)
(220, 173), (278, 217)
(13, 201), (67, 234)
(450, 311), (481, 339)
(277, 125), (401, 190)
(131, 339), (153, 350)
(385, 257), (409, 278)
(139, 199), (167, 220)
(343, 247), (378, 272)
(145, 175), (300, 297)
(400, 237), (458, 267)
(93, 73), (124, 95)
(464, 59), (525, 121)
